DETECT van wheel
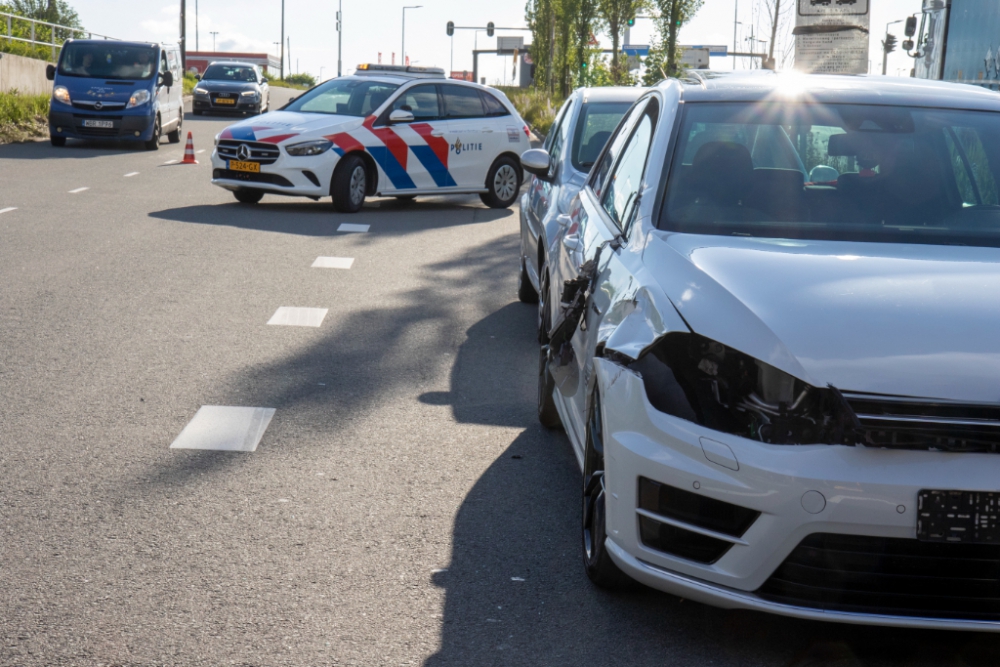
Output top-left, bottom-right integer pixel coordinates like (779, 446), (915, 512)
(480, 156), (521, 209)
(234, 189), (264, 204)
(332, 154), (367, 214)
(144, 115), (161, 151)
(50, 135), (66, 147)
(167, 117), (182, 144)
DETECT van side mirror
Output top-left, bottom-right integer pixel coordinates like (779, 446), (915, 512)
(46, 64), (56, 81)
(161, 71), (174, 87)
(904, 16), (918, 38)
(389, 109), (415, 124)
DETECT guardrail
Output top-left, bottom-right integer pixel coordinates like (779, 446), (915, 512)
(1, 11), (117, 61)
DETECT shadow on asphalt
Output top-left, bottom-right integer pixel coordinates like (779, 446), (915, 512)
(148, 199), (513, 237)
(0, 138), (147, 159)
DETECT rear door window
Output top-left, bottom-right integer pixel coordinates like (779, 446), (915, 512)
(389, 84), (440, 120)
(481, 93), (510, 117)
(442, 85), (486, 119)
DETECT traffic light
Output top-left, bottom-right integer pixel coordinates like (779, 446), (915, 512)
(627, 16), (635, 27)
(446, 21), (454, 37)
(883, 34), (897, 55)
(487, 22), (495, 37)
(905, 16), (917, 37)
(581, 60), (588, 69)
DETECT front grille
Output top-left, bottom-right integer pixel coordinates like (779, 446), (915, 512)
(213, 169), (293, 187)
(72, 101), (126, 111)
(845, 393), (1000, 453)
(757, 533), (1000, 620)
(637, 477), (760, 564)
(217, 140), (281, 165)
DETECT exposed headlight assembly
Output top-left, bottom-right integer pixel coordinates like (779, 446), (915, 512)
(53, 86), (71, 105)
(285, 139), (333, 156)
(630, 333), (861, 445)
(126, 89), (151, 108)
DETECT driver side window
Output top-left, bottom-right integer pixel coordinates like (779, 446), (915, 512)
(390, 84), (440, 121)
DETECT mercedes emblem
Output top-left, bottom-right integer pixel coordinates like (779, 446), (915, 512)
(238, 144), (252, 161)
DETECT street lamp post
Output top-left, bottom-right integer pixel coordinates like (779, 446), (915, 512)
(210, 31), (219, 52)
(337, 0), (343, 77)
(402, 6), (422, 67)
(280, 0), (285, 80)
(195, 0), (199, 51)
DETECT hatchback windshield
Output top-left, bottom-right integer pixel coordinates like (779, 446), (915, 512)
(661, 102), (1000, 247)
(202, 65), (258, 82)
(573, 102), (632, 171)
(58, 43), (158, 80)
(283, 78), (399, 117)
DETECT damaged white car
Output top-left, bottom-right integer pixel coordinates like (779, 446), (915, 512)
(527, 70), (1000, 630)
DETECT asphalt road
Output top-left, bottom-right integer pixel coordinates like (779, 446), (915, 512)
(3, 89), (1000, 666)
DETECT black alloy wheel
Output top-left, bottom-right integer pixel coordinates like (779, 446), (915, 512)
(582, 390), (633, 589)
(518, 256), (539, 304)
(537, 346), (562, 429)
(144, 114), (161, 151)
(332, 154), (367, 213)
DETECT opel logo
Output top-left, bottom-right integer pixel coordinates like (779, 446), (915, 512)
(94, 101), (103, 110)
(237, 144), (252, 161)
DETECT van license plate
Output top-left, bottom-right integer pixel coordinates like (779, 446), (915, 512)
(229, 160), (260, 174)
(83, 120), (114, 128)
(215, 98), (236, 105)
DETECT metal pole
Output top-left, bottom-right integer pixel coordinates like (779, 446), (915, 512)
(180, 0), (186, 71)
(337, 0), (342, 77)
(450, 35), (453, 75)
(402, 9), (405, 64)
(195, 0), (199, 51)
(280, 0), (285, 79)
(733, 0), (737, 69)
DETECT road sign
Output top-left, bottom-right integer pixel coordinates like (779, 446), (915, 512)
(622, 45), (649, 56)
(681, 47), (710, 69)
(686, 44), (728, 57)
(795, 0), (870, 74)
(498, 36), (524, 53)
(799, 0), (869, 16)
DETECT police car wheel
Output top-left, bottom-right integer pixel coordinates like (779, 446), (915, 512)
(50, 135), (66, 147)
(481, 157), (521, 209)
(332, 154), (367, 213)
(234, 189), (264, 204)
(395, 195), (416, 203)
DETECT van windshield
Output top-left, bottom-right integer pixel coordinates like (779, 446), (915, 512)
(660, 102), (1000, 247)
(283, 78), (399, 117)
(58, 43), (158, 80)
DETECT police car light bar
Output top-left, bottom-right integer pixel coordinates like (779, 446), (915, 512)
(355, 63), (446, 78)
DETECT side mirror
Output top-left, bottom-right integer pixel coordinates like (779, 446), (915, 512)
(520, 148), (553, 181)
(46, 64), (56, 81)
(161, 71), (174, 87)
(905, 16), (918, 38)
(195, 73), (201, 81)
(389, 109), (415, 124)
(902, 39), (914, 51)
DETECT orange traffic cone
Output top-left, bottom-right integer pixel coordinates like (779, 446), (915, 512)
(182, 132), (198, 164)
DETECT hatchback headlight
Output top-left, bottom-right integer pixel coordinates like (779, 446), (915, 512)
(126, 89), (150, 108)
(53, 86), (71, 105)
(241, 90), (258, 98)
(193, 86), (209, 95)
(285, 139), (333, 156)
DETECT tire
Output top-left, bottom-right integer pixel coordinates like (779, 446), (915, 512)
(193, 110), (204, 116)
(332, 154), (367, 213)
(234, 189), (264, 204)
(538, 262), (551, 345)
(395, 195), (417, 203)
(144, 115), (161, 151)
(480, 156), (521, 209)
(518, 256), (539, 304)
(583, 390), (633, 590)
(538, 346), (562, 429)
(50, 135), (66, 147)
(167, 116), (182, 144)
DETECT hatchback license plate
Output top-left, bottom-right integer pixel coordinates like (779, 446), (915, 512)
(917, 489), (1000, 543)
(83, 119), (114, 128)
(229, 160), (260, 174)
(215, 98), (236, 105)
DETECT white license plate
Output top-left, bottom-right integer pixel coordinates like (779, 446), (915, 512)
(83, 120), (114, 129)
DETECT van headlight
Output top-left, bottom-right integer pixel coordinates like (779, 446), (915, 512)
(53, 86), (71, 105)
(285, 139), (333, 156)
(126, 89), (151, 108)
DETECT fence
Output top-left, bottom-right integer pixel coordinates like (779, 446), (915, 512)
(1, 11), (116, 61)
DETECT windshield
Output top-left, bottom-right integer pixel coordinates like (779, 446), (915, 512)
(282, 78), (399, 117)
(661, 102), (1000, 247)
(58, 43), (158, 80)
(572, 102), (632, 171)
(203, 65), (258, 82)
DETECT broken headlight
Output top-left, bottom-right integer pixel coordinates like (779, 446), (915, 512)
(629, 333), (860, 445)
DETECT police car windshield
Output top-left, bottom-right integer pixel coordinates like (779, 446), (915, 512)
(284, 78), (400, 117)
(203, 65), (257, 82)
(58, 43), (158, 80)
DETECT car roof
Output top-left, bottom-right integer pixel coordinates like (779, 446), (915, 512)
(670, 70), (1000, 112)
(578, 87), (646, 103)
(207, 61), (260, 68)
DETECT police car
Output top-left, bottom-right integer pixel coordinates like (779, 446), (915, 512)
(211, 64), (531, 212)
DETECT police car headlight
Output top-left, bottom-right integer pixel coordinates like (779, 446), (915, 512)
(241, 90), (258, 98)
(53, 86), (71, 105)
(285, 139), (333, 156)
(126, 89), (150, 109)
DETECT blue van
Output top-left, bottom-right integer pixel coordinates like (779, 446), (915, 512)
(46, 40), (184, 150)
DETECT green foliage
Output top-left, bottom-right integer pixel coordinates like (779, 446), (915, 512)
(0, 0), (85, 62)
(268, 78), (309, 90)
(3, 0), (81, 28)
(183, 72), (198, 96)
(527, 0), (601, 95)
(651, 0), (702, 77)
(283, 72), (316, 87)
(0, 90), (49, 143)
(497, 86), (563, 137)
(597, 0), (648, 84)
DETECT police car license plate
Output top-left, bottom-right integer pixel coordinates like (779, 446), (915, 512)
(83, 119), (114, 128)
(215, 98), (236, 105)
(229, 160), (260, 174)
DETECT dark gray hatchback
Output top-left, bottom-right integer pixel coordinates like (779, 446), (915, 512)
(192, 62), (271, 116)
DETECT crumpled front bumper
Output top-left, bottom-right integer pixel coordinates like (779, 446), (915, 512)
(593, 357), (1000, 631)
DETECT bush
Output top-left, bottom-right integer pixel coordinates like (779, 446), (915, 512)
(267, 78), (309, 91)
(283, 72), (316, 87)
(496, 86), (563, 138)
(0, 90), (49, 143)
(183, 72), (198, 96)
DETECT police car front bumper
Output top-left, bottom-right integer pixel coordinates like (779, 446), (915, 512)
(210, 148), (338, 198)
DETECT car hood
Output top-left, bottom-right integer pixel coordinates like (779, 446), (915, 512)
(197, 80), (259, 92)
(644, 233), (1000, 403)
(219, 111), (363, 144)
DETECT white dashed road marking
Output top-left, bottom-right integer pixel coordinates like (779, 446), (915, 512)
(69, 187), (89, 194)
(267, 307), (328, 327)
(338, 223), (369, 233)
(124, 172), (139, 178)
(163, 159), (179, 165)
(196, 149), (206, 154)
(312, 256), (355, 269)
(170, 406), (276, 452)
(0, 207), (16, 215)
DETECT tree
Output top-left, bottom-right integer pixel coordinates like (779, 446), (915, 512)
(597, 0), (648, 84)
(526, 0), (556, 91)
(5, 0), (81, 28)
(653, 0), (702, 78)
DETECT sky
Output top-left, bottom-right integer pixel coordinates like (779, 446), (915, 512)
(66, 0), (926, 84)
